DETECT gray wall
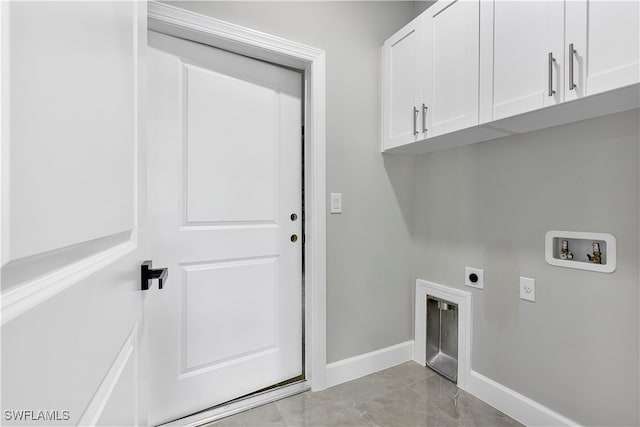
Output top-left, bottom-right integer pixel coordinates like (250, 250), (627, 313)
(413, 109), (640, 426)
(165, 1), (417, 363)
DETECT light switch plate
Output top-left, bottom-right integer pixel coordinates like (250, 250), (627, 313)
(330, 193), (342, 214)
(520, 277), (535, 302)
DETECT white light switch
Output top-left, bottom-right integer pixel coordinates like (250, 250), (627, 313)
(520, 277), (536, 302)
(330, 193), (342, 214)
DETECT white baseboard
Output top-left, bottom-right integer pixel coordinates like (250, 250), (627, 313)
(466, 370), (581, 427)
(324, 338), (581, 426)
(325, 341), (414, 388)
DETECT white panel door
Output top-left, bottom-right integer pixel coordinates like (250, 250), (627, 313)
(424, 0), (479, 137)
(565, 0), (640, 101)
(1, 2), (146, 426)
(382, 16), (423, 150)
(479, 0), (564, 123)
(146, 31), (303, 425)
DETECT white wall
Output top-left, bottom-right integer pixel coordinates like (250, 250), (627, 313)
(413, 109), (640, 426)
(165, 1), (418, 363)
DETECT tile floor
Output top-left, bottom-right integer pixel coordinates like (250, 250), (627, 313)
(205, 362), (523, 427)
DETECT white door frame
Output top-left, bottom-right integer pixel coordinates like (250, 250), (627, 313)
(147, 1), (327, 393)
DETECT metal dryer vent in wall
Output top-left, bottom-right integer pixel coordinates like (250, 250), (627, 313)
(426, 295), (458, 383)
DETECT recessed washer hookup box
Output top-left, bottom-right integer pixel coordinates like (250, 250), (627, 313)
(426, 295), (458, 383)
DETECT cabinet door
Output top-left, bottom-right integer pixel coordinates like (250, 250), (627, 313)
(479, 1), (564, 123)
(565, 0), (639, 101)
(424, 0), (479, 137)
(382, 17), (423, 150)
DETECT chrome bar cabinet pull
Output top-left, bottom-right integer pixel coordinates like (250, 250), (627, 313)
(422, 103), (428, 133)
(548, 52), (556, 97)
(569, 43), (577, 90)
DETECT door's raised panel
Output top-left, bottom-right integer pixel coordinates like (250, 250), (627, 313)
(1, 231), (131, 292)
(82, 327), (139, 427)
(6, 2), (135, 263)
(184, 64), (278, 225)
(96, 353), (137, 427)
(181, 258), (278, 371)
(2, 256), (144, 426)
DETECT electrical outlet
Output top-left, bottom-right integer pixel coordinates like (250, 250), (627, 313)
(520, 277), (535, 302)
(465, 267), (484, 289)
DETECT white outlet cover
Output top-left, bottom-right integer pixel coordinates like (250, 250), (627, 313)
(520, 277), (535, 302)
(465, 267), (484, 289)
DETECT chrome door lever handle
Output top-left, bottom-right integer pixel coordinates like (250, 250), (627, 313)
(141, 260), (168, 290)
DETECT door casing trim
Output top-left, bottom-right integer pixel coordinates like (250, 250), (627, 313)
(147, 0), (327, 396)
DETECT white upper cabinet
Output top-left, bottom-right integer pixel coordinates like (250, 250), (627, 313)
(424, 0), (479, 137)
(481, 0), (640, 122)
(479, 1), (564, 123)
(382, 1), (479, 148)
(565, 0), (640, 101)
(382, 17), (423, 150)
(381, 0), (639, 154)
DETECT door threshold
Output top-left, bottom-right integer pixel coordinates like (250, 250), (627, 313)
(158, 380), (311, 427)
